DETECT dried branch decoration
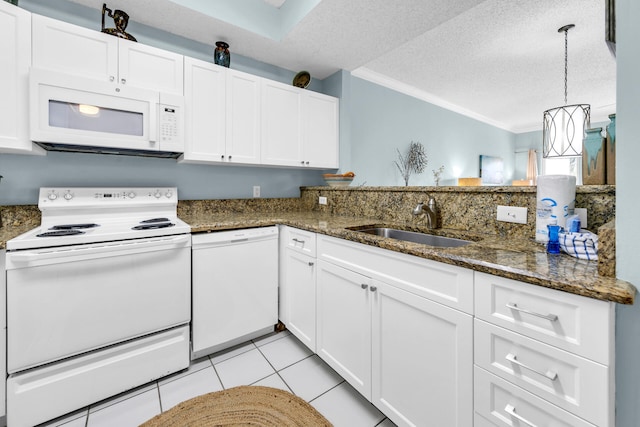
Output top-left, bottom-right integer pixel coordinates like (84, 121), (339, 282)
(395, 141), (428, 186)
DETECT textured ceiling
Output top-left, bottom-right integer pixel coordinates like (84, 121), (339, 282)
(67, 0), (616, 133)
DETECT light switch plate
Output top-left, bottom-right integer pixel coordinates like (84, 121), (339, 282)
(497, 205), (527, 224)
(575, 208), (588, 228)
(319, 196), (327, 205)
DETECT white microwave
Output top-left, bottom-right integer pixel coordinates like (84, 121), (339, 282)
(30, 68), (184, 158)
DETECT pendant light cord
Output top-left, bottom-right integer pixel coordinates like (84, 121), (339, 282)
(564, 27), (569, 105)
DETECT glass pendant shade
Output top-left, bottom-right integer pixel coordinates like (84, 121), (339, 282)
(543, 103), (590, 157)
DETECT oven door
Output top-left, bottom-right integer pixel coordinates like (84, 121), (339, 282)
(6, 234), (191, 373)
(30, 68), (159, 151)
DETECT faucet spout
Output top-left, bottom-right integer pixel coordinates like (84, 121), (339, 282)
(412, 196), (438, 229)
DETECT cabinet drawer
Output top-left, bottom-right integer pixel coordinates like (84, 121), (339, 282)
(318, 234), (473, 313)
(475, 320), (611, 426)
(282, 227), (316, 256)
(475, 272), (613, 364)
(475, 367), (597, 427)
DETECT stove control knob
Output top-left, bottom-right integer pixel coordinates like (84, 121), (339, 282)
(128, 192), (136, 199)
(165, 191), (173, 198)
(63, 192), (73, 201)
(154, 191), (162, 199)
(48, 192), (58, 201)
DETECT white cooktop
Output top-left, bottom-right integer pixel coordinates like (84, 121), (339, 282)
(7, 187), (191, 250)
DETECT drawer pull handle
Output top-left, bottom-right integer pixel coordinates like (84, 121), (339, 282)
(506, 353), (558, 381)
(292, 238), (305, 244)
(506, 303), (558, 322)
(361, 284), (369, 290)
(504, 405), (538, 427)
(308, 262), (314, 267)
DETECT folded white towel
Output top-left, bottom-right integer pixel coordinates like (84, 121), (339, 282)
(559, 231), (598, 261)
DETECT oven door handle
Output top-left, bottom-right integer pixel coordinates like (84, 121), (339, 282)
(8, 234), (191, 265)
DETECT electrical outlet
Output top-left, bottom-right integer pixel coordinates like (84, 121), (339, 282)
(253, 186), (260, 198)
(497, 205), (527, 224)
(319, 196), (327, 205)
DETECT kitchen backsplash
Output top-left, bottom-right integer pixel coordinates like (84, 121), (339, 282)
(300, 185), (616, 240)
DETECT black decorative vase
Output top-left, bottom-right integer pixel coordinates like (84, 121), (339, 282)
(214, 41), (230, 68)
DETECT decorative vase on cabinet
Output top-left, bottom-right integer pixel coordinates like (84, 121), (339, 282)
(582, 127), (606, 185)
(606, 114), (616, 184)
(214, 41), (230, 67)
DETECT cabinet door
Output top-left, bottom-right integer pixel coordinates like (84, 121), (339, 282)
(316, 260), (372, 399)
(372, 282), (473, 427)
(283, 249), (317, 352)
(118, 38), (184, 94)
(303, 91), (339, 168)
(0, 2), (42, 154)
(226, 69), (261, 164)
(181, 57), (226, 163)
(261, 80), (303, 167)
(32, 14), (118, 82)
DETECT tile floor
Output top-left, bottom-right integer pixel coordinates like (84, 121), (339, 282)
(37, 330), (397, 427)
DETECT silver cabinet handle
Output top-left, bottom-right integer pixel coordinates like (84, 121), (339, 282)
(300, 161), (305, 165)
(504, 404), (538, 427)
(109, 76), (115, 82)
(229, 155), (232, 160)
(292, 238), (305, 244)
(305, 161), (310, 165)
(308, 262), (314, 267)
(221, 155), (225, 160)
(505, 353), (558, 381)
(370, 286), (377, 292)
(121, 78), (126, 84)
(361, 284), (368, 290)
(506, 303), (558, 322)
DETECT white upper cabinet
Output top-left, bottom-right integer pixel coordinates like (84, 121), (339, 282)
(0, 2), (43, 154)
(302, 91), (339, 169)
(181, 60), (261, 165)
(225, 69), (261, 165)
(32, 14), (183, 95)
(181, 57), (226, 163)
(117, 38), (184, 95)
(261, 79), (340, 169)
(261, 80), (303, 167)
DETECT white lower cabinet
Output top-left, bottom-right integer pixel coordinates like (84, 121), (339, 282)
(316, 261), (373, 399)
(372, 277), (473, 427)
(283, 249), (317, 352)
(279, 229), (615, 427)
(474, 367), (596, 427)
(315, 235), (473, 427)
(474, 272), (614, 427)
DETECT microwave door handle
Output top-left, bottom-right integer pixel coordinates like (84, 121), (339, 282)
(149, 103), (158, 144)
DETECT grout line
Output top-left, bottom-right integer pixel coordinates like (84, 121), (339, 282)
(308, 379), (346, 404)
(155, 381), (163, 413)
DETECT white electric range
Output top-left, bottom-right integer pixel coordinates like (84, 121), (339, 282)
(5, 187), (192, 427)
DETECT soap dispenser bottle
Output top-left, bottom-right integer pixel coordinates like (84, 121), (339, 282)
(547, 223), (561, 254)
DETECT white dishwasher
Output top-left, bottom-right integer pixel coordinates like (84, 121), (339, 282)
(191, 226), (278, 359)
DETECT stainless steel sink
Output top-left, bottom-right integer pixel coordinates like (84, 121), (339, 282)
(355, 227), (472, 248)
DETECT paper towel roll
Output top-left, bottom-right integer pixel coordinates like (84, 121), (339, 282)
(536, 175), (576, 242)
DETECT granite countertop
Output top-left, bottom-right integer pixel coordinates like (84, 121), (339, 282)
(1, 209), (635, 305)
(182, 210), (636, 305)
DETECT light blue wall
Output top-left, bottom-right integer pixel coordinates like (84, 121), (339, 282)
(2, 0), (519, 204)
(347, 77), (516, 187)
(1, 0), (330, 205)
(614, 0), (640, 424)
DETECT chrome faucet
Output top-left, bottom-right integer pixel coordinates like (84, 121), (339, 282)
(412, 195), (438, 229)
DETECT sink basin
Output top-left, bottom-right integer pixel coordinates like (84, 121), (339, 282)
(354, 227), (472, 248)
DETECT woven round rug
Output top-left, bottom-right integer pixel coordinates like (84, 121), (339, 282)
(140, 385), (332, 427)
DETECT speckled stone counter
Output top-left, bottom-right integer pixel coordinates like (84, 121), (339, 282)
(179, 209), (635, 305)
(2, 188), (634, 305)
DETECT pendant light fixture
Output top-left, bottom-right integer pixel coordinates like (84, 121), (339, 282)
(543, 24), (590, 158)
